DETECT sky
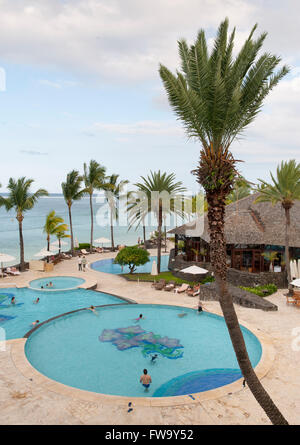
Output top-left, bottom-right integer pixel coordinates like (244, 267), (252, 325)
(0, 0), (300, 194)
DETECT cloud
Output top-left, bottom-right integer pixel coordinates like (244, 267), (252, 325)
(39, 79), (62, 88)
(20, 149), (48, 156)
(0, 0), (268, 83)
(93, 120), (184, 136)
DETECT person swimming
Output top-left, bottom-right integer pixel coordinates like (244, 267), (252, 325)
(87, 305), (98, 314)
(31, 320), (39, 326)
(178, 312), (187, 318)
(151, 354), (158, 363)
(49, 282), (53, 287)
(134, 314), (144, 322)
(33, 297), (40, 304)
(11, 297), (16, 305)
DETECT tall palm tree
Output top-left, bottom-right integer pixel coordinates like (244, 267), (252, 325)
(83, 160), (108, 253)
(159, 18), (289, 424)
(255, 160), (300, 290)
(43, 210), (68, 252)
(105, 174), (129, 250)
(0, 177), (48, 271)
(127, 189), (149, 244)
(128, 171), (186, 273)
(61, 170), (84, 256)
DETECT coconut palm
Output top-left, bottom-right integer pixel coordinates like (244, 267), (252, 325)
(61, 170), (85, 256)
(43, 210), (68, 252)
(0, 177), (48, 271)
(159, 18), (289, 424)
(105, 174), (129, 250)
(128, 171), (186, 273)
(55, 229), (71, 254)
(83, 160), (108, 253)
(255, 160), (300, 289)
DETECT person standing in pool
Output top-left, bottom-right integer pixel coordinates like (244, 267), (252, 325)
(82, 256), (87, 272)
(140, 369), (152, 390)
(11, 296), (16, 305)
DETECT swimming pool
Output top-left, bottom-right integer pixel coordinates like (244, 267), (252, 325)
(91, 255), (170, 274)
(25, 304), (262, 398)
(29, 276), (85, 291)
(0, 287), (125, 339)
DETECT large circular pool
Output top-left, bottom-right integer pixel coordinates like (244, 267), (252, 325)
(91, 255), (169, 274)
(29, 276), (85, 291)
(25, 304), (262, 398)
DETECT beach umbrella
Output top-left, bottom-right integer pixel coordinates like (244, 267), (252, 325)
(34, 249), (57, 258)
(0, 253), (16, 277)
(94, 237), (110, 247)
(290, 278), (300, 287)
(290, 260), (297, 279)
(151, 260), (158, 276)
(51, 240), (68, 247)
(180, 265), (208, 274)
(297, 260), (300, 279)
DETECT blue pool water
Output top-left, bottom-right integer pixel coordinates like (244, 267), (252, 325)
(0, 288), (125, 339)
(91, 255), (170, 274)
(29, 276), (85, 291)
(25, 304), (262, 398)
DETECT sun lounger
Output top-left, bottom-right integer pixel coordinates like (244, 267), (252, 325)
(153, 279), (166, 290)
(164, 281), (176, 291)
(174, 283), (189, 294)
(6, 267), (20, 276)
(81, 249), (89, 255)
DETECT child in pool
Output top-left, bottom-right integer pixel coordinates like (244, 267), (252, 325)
(134, 314), (145, 322)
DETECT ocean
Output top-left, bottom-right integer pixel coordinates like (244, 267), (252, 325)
(0, 194), (176, 265)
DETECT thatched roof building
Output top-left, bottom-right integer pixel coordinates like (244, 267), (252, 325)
(169, 193), (300, 273)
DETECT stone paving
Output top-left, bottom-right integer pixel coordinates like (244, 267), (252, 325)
(0, 249), (299, 425)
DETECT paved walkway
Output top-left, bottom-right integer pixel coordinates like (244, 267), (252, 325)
(0, 250), (299, 425)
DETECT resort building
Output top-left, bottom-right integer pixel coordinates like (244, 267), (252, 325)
(169, 193), (300, 285)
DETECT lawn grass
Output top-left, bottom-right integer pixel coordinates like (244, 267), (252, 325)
(123, 271), (214, 286)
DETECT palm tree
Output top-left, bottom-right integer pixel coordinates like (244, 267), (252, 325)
(55, 229), (71, 254)
(128, 171), (186, 273)
(83, 160), (108, 253)
(0, 177), (48, 271)
(255, 160), (300, 289)
(159, 18), (289, 424)
(127, 189), (148, 243)
(261, 250), (279, 272)
(43, 210), (68, 252)
(226, 177), (252, 204)
(105, 174), (129, 251)
(61, 170), (85, 256)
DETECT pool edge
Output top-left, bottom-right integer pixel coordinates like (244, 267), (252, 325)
(10, 307), (276, 408)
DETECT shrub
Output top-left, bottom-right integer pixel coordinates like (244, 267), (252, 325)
(240, 283), (277, 297)
(114, 246), (150, 274)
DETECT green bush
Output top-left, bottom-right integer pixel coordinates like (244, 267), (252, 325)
(75, 242), (91, 250)
(114, 246), (150, 274)
(240, 283), (277, 297)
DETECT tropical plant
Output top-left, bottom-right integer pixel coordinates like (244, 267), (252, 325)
(105, 174), (129, 250)
(128, 171), (186, 273)
(43, 210), (68, 253)
(61, 170), (85, 256)
(226, 177), (252, 204)
(159, 18), (289, 424)
(83, 160), (108, 253)
(114, 245), (150, 274)
(127, 189), (148, 243)
(261, 251), (279, 272)
(55, 229), (70, 253)
(0, 177), (48, 270)
(255, 160), (300, 290)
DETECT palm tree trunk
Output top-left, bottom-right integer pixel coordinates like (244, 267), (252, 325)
(207, 192), (288, 425)
(68, 203), (75, 256)
(110, 210), (115, 251)
(47, 234), (50, 262)
(59, 239), (61, 254)
(89, 193), (94, 254)
(157, 203), (162, 273)
(284, 206), (292, 294)
(17, 215), (25, 272)
(143, 224), (146, 244)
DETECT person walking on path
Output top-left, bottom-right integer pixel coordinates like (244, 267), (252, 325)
(82, 256), (87, 272)
(78, 256), (82, 271)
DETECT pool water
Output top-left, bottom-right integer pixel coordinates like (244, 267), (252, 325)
(91, 255), (170, 274)
(25, 304), (262, 398)
(29, 276), (85, 291)
(0, 288), (125, 339)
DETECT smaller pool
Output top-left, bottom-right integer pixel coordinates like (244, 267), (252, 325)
(29, 276), (85, 291)
(91, 255), (170, 275)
